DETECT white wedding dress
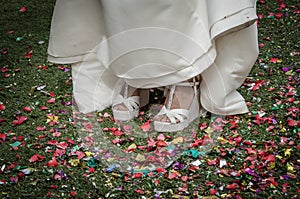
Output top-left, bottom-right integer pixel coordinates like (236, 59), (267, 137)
(48, 0), (259, 115)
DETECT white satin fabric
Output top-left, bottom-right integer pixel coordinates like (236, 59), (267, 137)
(48, 0), (259, 114)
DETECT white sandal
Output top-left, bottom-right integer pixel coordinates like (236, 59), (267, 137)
(154, 77), (200, 132)
(112, 83), (149, 121)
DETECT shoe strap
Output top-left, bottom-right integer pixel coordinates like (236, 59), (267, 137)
(124, 83), (129, 98)
(113, 95), (140, 112)
(166, 77), (200, 109)
(157, 106), (189, 124)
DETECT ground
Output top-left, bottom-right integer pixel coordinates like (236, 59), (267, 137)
(0, 0), (299, 198)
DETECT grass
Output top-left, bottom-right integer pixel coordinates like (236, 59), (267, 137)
(0, 0), (299, 198)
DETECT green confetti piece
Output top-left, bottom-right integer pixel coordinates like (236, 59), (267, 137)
(10, 141), (21, 147)
(190, 149), (199, 158)
(87, 158), (97, 168)
(13, 165), (21, 171)
(182, 150), (190, 157)
(72, 145), (80, 151)
(285, 70), (293, 75)
(294, 128), (300, 134)
(166, 144), (175, 150)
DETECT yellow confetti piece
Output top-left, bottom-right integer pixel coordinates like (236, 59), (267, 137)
(287, 163), (294, 173)
(68, 159), (80, 167)
(232, 133), (240, 138)
(204, 127), (213, 134)
(128, 143), (137, 150)
(221, 194), (230, 198)
(85, 151), (93, 157)
(173, 196), (190, 199)
(202, 196), (220, 199)
(268, 162), (276, 170)
(135, 154), (146, 162)
(111, 173), (121, 178)
(217, 137), (228, 144)
(285, 70), (293, 75)
(171, 137), (184, 144)
(270, 184), (276, 189)
(276, 155), (283, 159)
(46, 115), (59, 123)
(284, 148), (292, 157)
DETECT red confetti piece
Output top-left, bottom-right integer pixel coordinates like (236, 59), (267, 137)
(155, 167), (166, 174)
(112, 130), (124, 136)
(275, 12), (283, 19)
(56, 142), (68, 150)
(147, 137), (156, 147)
(74, 151), (85, 159)
(47, 157), (58, 167)
(132, 172), (143, 178)
(70, 191), (77, 198)
(1, 67), (8, 73)
(0, 134), (6, 141)
(19, 6), (27, 12)
(12, 116), (27, 125)
(252, 80), (265, 91)
(36, 126), (46, 131)
(226, 183), (238, 190)
(67, 139), (75, 145)
(52, 131), (61, 137)
(270, 57), (279, 63)
(0, 104), (5, 111)
(22, 106), (31, 112)
(208, 159), (218, 166)
(157, 133), (165, 140)
(210, 188), (217, 195)
(25, 50), (32, 59)
(88, 167), (95, 173)
(287, 119), (297, 126)
(29, 154), (45, 163)
(279, 3), (286, 9)
(167, 171), (180, 179)
(47, 140), (58, 145)
(181, 176), (188, 181)
(141, 120), (151, 132)
(156, 140), (167, 147)
(263, 154), (276, 163)
(112, 138), (121, 144)
(188, 166), (199, 171)
(134, 190), (144, 194)
(49, 92), (56, 97)
(40, 106), (48, 110)
(47, 98), (55, 104)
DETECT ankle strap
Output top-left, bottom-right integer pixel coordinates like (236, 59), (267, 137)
(176, 81), (200, 87)
(176, 76), (200, 86)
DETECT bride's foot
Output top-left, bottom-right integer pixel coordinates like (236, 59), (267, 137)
(153, 77), (200, 132)
(112, 84), (141, 121)
(154, 86), (194, 122)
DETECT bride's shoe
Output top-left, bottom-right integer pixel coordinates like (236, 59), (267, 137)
(154, 77), (200, 132)
(112, 83), (149, 121)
